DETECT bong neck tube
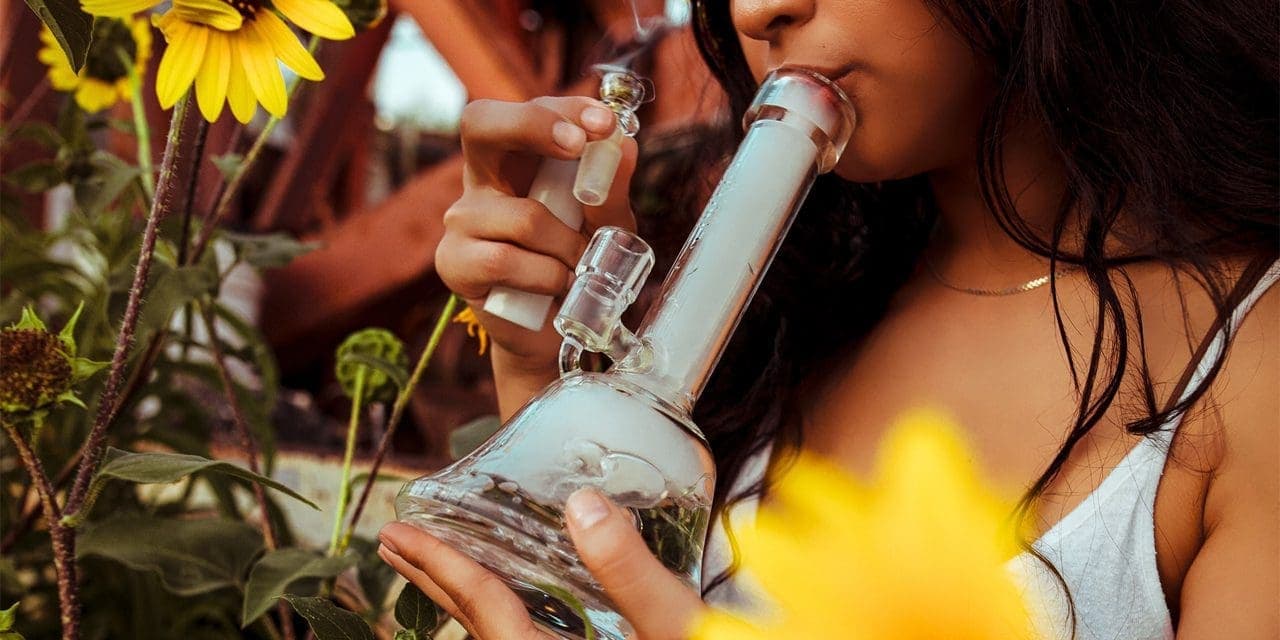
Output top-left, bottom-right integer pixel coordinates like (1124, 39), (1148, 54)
(624, 68), (855, 412)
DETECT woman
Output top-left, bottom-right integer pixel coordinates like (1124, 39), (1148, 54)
(378, 0), (1279, 637)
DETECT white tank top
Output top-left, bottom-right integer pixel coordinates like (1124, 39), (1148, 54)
(702, 260), (1280, 639)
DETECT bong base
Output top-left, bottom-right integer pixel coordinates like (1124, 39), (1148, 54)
(397, 480), (632, 640)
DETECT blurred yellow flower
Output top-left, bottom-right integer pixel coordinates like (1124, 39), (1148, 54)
(691, 410), (1034, 640)
(81, 0), (354, 123)
(38, 17), (152, 113)
(453, 306), (488, 356)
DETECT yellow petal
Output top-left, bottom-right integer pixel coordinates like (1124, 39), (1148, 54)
(225, 43), (257, 123)
(254, 9), (323, 80)
(74, 80), (120, 112)
(44, 59), (81, 90)
(236, 24), (287, 117)
(272, 0), (354, 40)
(170, 0), (243, 31)
(80, 0), (161, 18)
(130, 17), (154, 68)
(155, 19), (208, 108)
(194, 30), (231, 121)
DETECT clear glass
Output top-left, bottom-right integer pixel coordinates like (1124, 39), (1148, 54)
(396, 374), (713, 640)
(396, 68), (855, 640)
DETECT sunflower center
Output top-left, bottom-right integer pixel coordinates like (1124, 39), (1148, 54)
(221, 0), (264, 19)
(83, 18), (137, 82)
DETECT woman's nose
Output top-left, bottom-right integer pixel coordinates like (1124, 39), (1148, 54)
(732, 0), (816, 43)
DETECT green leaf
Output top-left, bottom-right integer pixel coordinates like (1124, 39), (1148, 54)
(339, 352), (409, 391)
(392, 630), (417, 640)
(350, 537), (398, 615)
(3, 161), (63, 193)
(280, 595), (375, 640)
(135, 262), (220, 338)
(448, 415), (502, 461)
(12, 305), (47, 331)
(394, 584), (439, 637)
(74, 152), (142, 216)
(77, 517), (264, 596)
(241, 549), (356, 626)
(90, 448), (318, 509)
(211, 153), (244, 181)
(2, 122), (63, 149)
(0, 602), (17, 631)
(220, 230), (319, 270)
(23, 0), (93, 72)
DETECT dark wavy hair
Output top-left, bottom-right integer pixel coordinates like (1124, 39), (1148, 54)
(676, 0), (1280, 604)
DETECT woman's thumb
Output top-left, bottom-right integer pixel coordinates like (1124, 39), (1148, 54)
(565, 488), (704, 640)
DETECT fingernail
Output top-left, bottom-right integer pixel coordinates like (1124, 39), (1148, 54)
(581, 106), (614, 132)
(566, 488), (609, 529)
(378, 525), (401, 555)
(552, 121), (586, 152)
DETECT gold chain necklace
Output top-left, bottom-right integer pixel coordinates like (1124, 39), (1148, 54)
(924, 259), (1080, 296)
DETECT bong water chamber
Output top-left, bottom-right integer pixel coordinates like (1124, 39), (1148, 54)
(395, 68), (855, 640)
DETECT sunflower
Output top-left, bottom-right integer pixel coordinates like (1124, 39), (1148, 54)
(691, 410), (1035, 640)
(81, 0), (354, 123)
(37, 17), (152, 113)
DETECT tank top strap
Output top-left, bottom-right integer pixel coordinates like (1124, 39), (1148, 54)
(1149, 258), (1280, 448)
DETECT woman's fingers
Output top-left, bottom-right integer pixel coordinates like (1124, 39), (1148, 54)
(461, 97), (617, 190)
(444, 194), (589, 269)
(565, 489), (706, 640)
(436, 237), (573, 301)
(376, 545), (478, 636)
(379, 522), (550, 640)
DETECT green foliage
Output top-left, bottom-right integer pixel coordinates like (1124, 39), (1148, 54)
(393, 584), (440, 639)
(23, 0), (93, 71)
(221, 231), (320, 270)
(77, 517), (264, 596)
(0, 602), (23, 640)
(1, 31), (464, 640)
(335, 328), (408, 404)
(87, 448), (319, 513)
(281, 596), (375, 640)
(241, 550), (356, 625)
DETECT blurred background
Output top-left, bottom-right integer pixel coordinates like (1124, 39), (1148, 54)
(1, 0), (725, 487)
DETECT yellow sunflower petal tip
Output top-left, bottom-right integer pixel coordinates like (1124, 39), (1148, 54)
(692, 410), (1035, 640)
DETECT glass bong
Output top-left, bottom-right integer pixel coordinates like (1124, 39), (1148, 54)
(395, 67), (855, 640)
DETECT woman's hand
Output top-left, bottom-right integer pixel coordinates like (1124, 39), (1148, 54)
(437, 96), (639, 402)
(378, 488), (706, 640)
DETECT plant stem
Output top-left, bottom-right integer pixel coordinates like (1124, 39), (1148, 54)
(0, 77), (50, 141)
(328, 367), (367, 556)
(64, 95), (193, 520)
(177, 119), (210, 265)
(197, 301), (297, 640)
(187, 36), (320, 266)
(341, 295), (458, 549)
(3, 420), (79, 640)
(126, 53), (155, 200)
(198, 301), (279, 547)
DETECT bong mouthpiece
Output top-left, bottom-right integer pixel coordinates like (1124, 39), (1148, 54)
(573, 69), (650, 206)
(744, 67), (856, 172)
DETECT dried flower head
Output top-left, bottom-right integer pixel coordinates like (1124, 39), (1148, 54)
(0, 304), (106, 415)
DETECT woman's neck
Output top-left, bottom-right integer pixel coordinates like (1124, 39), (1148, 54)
(924, 119), (1073, 287)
